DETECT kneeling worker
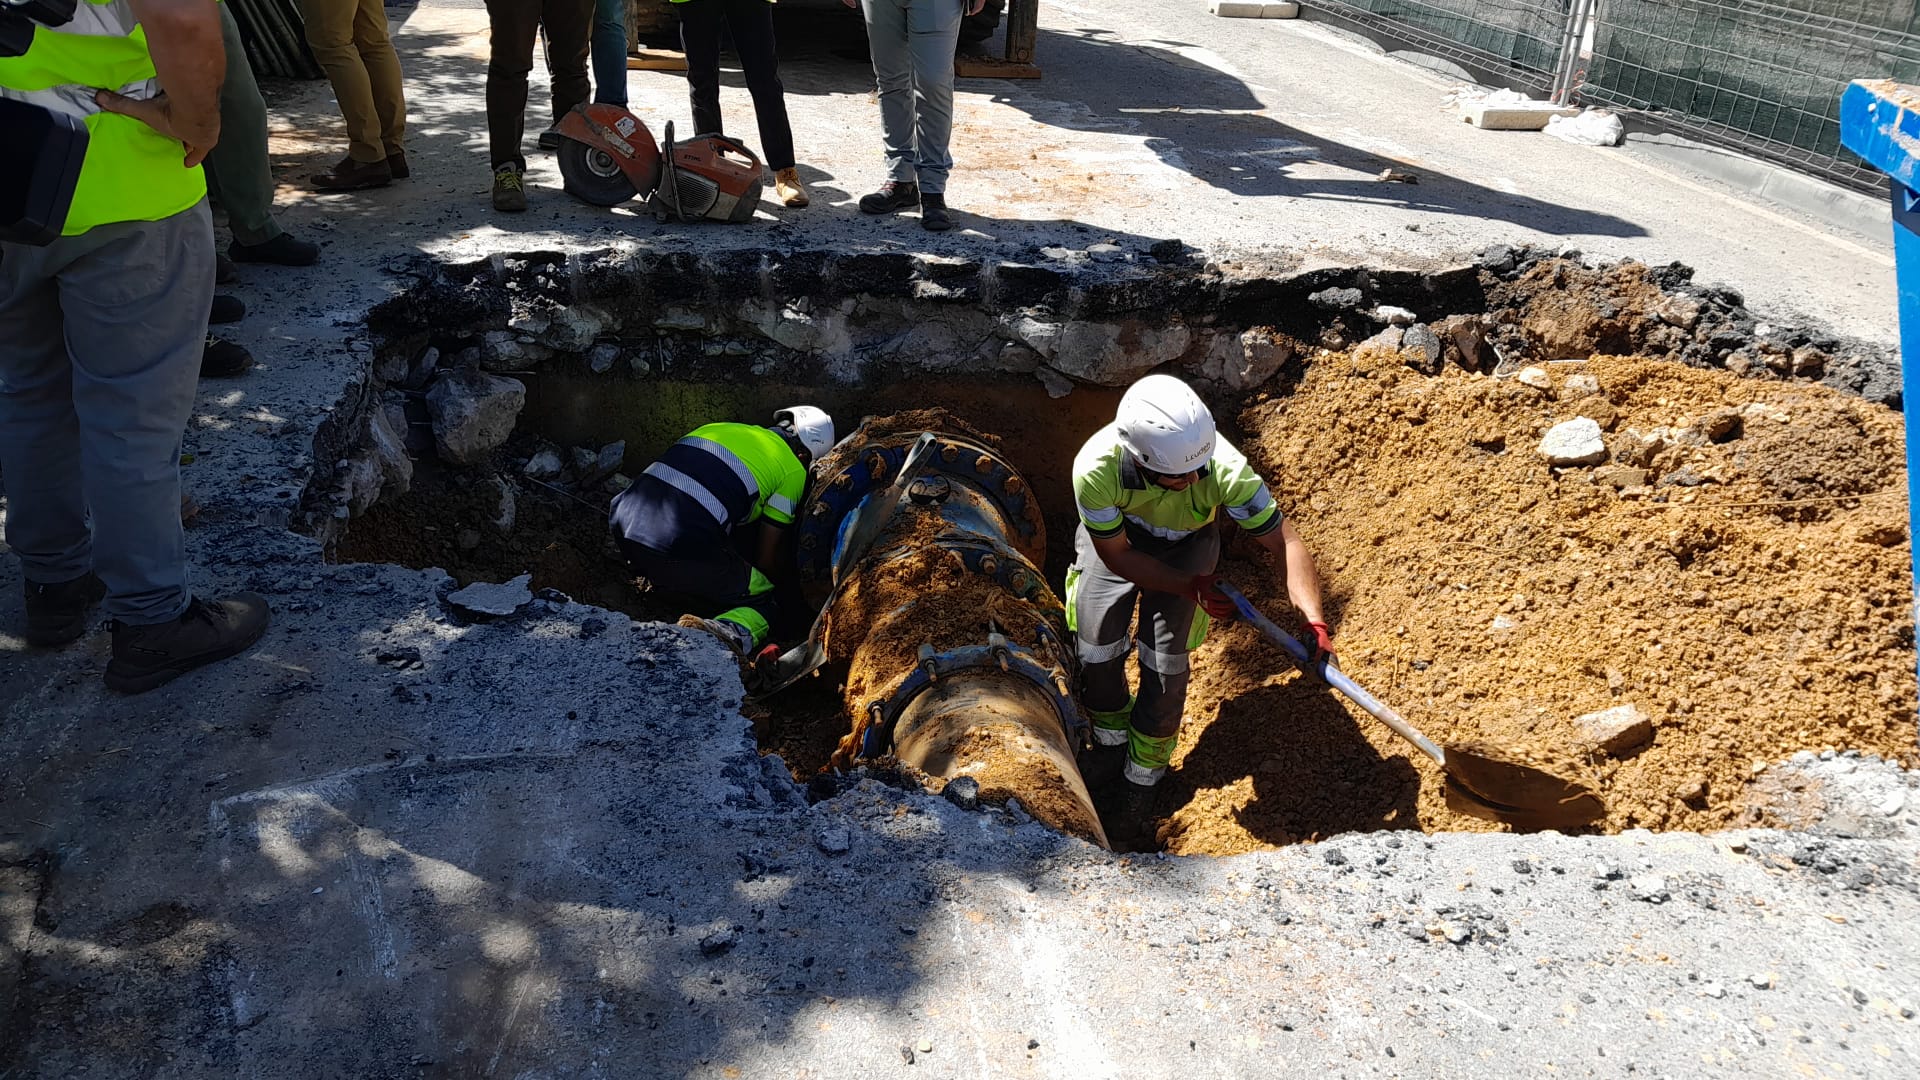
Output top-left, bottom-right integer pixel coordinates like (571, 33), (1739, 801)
(610, 407), (835, 661)
(1070, 375), (1333, 846)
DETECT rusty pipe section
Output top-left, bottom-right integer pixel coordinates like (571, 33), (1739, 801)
(796, 414), (1108, 847)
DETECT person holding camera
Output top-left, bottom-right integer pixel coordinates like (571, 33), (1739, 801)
(0, 0), (271, 691)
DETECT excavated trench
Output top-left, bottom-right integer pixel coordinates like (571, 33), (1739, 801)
(315, 244), (1914, 856)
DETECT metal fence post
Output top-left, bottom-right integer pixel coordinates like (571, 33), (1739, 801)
(1838, 80), (1920, 710)
(1550, 0), (1596, 106)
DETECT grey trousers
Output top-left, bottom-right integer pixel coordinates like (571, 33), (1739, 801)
(205, 4), (285, 246)
(859, 0), (963, 193)
(1071, 523), (1220, 775)
(0, 202), (214, 625)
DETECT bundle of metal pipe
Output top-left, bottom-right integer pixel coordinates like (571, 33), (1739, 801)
(227, 0), (325, 80)
(797, 417), (1108, 847)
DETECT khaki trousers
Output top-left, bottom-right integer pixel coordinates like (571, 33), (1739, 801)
(296, 0), (408, 163)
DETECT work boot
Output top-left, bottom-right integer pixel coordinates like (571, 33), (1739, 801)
(210, 294), (245, 325)
(312, 155), (393, 191)
(104, 593), (272, 694)
(23, 573), (105, 648)
(677, 614), (751, 658)
(1106, 779), (1161, 852)
(774, 167), (810, 208)
(920, 191), (952, 232)
(387, 150), (411, 179)
(229, 232), (320, 266)
(858, 180), (919, 214)
(1077, 741), (1127, 798)
(537, 125), (564, 152)
(202, 335), (253, 378)
(492, 162), (528, 213)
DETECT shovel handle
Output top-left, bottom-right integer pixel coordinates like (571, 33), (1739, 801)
(1216, 583), (1448, 768)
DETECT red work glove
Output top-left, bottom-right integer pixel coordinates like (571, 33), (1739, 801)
(1188, 574), (1237, 620)
(1304, 620), (1336, 664)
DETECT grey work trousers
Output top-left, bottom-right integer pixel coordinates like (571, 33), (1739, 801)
(0, 202), (214, 625)
(859, 0), (963, 194)
(1071, 523), (1220, 779)
(205, 4), (285, 246)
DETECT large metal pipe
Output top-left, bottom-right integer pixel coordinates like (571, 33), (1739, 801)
(797, 415), (1107, 847)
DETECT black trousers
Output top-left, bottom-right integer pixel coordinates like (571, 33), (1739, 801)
(485, 0), (593, 167)
(678, 0), (797, 170)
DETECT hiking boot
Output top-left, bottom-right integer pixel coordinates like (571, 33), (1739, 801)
(23, 573), (105, 647)
(229, 232), (320, 266)
(386, 150), (411, 179)
(774, 167), (810, 208)
(312, 155), (393, 191)
(1077, 741), (1127, 798)
(492, 162), (528, 213)
(104, 593), (272, 694)
(210, 294), (245, 325)
(202, 335), (253, 378)
(1105, 779), (1161, 852)
(920, 191), (952, 232)
(537, 125), (564, 152)
(858, 180), (919, 214)
(677, 614), (751, 658)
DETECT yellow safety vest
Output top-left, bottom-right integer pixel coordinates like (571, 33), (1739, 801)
(0, 0), (207, 235)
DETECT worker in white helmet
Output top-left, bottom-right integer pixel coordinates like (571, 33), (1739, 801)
(1067, 374), (1331, 848)
(610, 406), (835, 664)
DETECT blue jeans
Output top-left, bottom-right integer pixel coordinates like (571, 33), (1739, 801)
(0, 202), (214, 624)
(592, 0), (628, 104)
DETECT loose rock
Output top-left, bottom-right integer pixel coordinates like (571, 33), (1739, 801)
(445, 574), (534, 619)
(1537, 417), (1609, 467)
(425, 370), (526, 465)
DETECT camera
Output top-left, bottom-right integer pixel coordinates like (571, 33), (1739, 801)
(1, 0), (87, 246)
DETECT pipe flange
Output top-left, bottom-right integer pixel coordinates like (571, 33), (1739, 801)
(859, 638), (1082, 759)
(797, 432), (1046, 584)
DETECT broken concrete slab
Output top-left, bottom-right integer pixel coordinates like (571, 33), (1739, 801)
(1575, 704), (1656, 756)
(445, 573), (534, 618)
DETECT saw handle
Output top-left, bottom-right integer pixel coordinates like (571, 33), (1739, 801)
(1216, 582), (1448, 768)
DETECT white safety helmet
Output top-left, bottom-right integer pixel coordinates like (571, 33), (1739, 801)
(1115, 374), (1216, 475)
(773, 405), (835, 463)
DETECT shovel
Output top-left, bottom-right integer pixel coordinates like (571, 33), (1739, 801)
(1216, 583), (1606, 830)
(755, 433), (940, 696)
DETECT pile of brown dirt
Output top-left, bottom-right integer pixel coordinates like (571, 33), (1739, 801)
(1159, 348), (1913, 856)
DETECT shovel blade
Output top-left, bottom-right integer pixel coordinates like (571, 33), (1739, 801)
(1441, 744), (1606, 830)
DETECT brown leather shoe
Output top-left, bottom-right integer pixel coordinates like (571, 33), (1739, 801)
(105, 593), (272, 694)
(313, 155), (393, 191)
(387, 150), (410, 179)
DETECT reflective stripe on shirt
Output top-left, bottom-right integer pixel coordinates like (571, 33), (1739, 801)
(642, 462), (729, 526)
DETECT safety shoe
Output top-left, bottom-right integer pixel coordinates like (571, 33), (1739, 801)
(920, 191), (952, 232)
(312, 155), (393, 191)
(210, 294), (245, 325)
(105, 593), (272, 694)
(1077, 741), (1127, 797)
(1105, 779), (1161, 851)
(492, 162), (528, 213)
(24, 573), (105, 648)
(774, 167), (810, 208)
(537, 125), (564, 152)
(202, 335), (253, 378)
(229, 232), (320, 266)
(387, 150), (411, 179)
(858, 180), (919, 214)
(677, 614), (751, 658)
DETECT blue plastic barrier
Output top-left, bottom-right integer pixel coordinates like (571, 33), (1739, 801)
(1839, 81), (1920, 702)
